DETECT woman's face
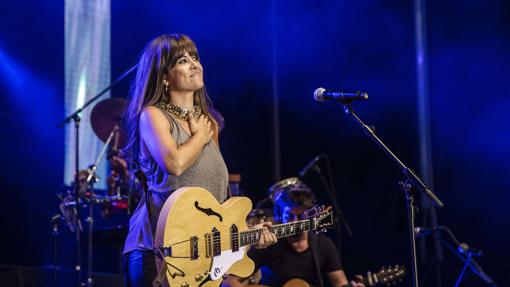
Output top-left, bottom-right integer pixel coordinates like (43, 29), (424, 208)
(167, 51), (204, 93)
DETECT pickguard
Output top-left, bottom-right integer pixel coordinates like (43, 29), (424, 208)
(209, 247), (247, 280)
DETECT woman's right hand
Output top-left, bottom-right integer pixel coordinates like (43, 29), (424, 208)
(188, 114), (213, 145)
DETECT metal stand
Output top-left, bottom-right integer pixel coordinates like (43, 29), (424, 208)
(82, 126), (118, 287)
(341, 103), (444, 287)
(418, 226), (497, 286)
(313, 155), (353, 254)
(86, 200), (94, 287)
(402, 181), (419, 287)
(454, 252), (472, 287)
(50, 214), (62, 287)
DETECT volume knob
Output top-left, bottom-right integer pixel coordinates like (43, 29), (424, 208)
(195, 274), (204, 282)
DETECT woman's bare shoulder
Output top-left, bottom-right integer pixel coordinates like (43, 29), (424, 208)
(140, 105), (172, 130)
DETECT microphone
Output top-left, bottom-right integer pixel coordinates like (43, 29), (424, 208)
(458, 242), (483, 257)
(299, 155), (324, 177)
(314, 87), (368, 103)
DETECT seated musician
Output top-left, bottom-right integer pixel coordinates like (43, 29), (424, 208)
(224, 178), (364, 287)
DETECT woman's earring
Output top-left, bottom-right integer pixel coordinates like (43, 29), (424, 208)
(163, 80), (169, 94)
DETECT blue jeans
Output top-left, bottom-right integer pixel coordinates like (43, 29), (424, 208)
(124, 250), (158, 287)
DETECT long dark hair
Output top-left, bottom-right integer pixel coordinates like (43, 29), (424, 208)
(123, 34), (215, 168)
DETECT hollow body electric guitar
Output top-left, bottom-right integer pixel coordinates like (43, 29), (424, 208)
(154, 187), (334, 287)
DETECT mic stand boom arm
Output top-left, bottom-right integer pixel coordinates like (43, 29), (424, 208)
(342, 104), (443, 207)
(57, 64), (137, 128)
(341, 103), (444, 287)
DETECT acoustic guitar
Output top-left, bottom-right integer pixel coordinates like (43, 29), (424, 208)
(154, 186), (334, 287)
(248, 265), (406, 287)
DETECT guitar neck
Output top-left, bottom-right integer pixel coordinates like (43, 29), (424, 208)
(239, 219), (314, 247)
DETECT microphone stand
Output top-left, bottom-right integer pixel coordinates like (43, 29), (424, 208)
(341, 103), (444, 287)
(322, 155), (353, 237)
(299, 154), (353, 253)
(312, 155), (353, 255)
(56, 64), (137, 287)
(72, 114), (83, 286)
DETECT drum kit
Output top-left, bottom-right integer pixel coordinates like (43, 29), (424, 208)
(56, 97), (139, 234)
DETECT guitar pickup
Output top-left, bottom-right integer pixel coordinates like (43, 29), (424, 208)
(212, 227), (221, 256)
(204, 229), (221, 257)
(204, 233), (212, 258)
(230, 224), (239, 252)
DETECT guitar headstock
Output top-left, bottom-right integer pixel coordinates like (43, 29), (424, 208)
(369, 265), (406, 286)
(302, 205), (334, 233)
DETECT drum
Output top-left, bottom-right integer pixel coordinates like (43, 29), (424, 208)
(100, 155), (141, 218)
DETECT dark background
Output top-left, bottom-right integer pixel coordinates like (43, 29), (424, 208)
(1, 1), (509, 286)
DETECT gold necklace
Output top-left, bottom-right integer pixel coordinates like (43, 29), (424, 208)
(156, 102), (202, 121)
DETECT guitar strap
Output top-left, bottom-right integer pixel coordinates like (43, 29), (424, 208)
(309, 232), (324, 287)
(152, 253), (167, 287)
(134, 164), (162, 286)
(133, 165), (153, 230)
(227, 184), (232, 198)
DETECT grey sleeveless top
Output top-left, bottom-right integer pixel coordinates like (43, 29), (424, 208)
(123, 106), (229, 254)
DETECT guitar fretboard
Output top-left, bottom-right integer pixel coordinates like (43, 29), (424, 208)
(239, 219), (313, 246)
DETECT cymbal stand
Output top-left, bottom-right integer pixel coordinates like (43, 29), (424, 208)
(80, 126), (118, 287)
(340, 103), (444, 287)
(50, 214), (63, 287)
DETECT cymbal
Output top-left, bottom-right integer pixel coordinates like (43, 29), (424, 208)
(267, 177), (308, 203)
(91, 98), (128, 148)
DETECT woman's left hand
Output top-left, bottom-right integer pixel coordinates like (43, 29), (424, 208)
(253, 221), (277, 249)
